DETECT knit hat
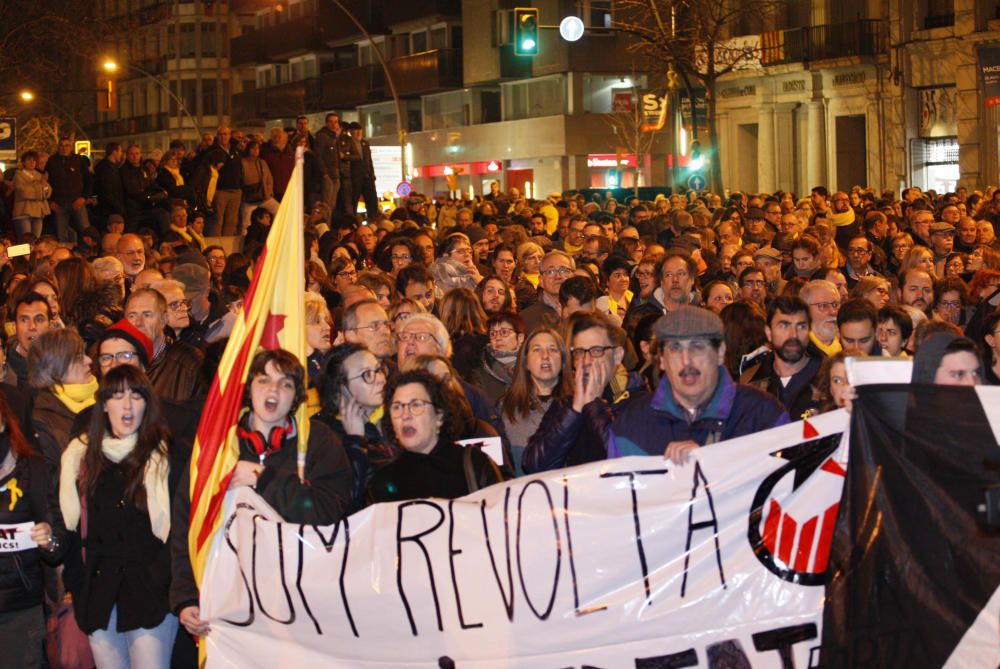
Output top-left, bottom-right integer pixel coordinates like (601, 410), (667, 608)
(654, 306), (724, 341)
(465, 225), (488, 246)
(98, 318), (154, 368)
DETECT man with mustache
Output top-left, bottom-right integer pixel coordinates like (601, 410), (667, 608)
(607, 306), (788, 465)
(740, 297), (822, 420)
(898, 268), (935, 315)
(801, 279), (843, 357)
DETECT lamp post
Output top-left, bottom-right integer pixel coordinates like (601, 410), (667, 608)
(17, 89), (90, 141)
(326, 0), (407, 183)
(102, 59), (202, 137)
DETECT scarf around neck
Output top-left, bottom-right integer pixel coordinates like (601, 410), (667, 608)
(60, 433), (171, 543)
(54, 378), (99, 413)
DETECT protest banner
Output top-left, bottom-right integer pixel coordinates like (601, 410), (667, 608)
(199, 410), (849, 668)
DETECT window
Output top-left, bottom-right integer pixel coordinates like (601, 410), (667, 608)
(202, 79), (217, 116)
(923, 0), (955, 28)
(180, 23), (196, 58)
(585, 0), (613, 29)
(423, 90), (467, 130)
(166, 26), (176, 57)
(181, 80), (198, 118)
(201, 23), (217, 57)
(412, 31), (427, 53)
(503, 76), (566, 121)
(430, 26), (448, 50)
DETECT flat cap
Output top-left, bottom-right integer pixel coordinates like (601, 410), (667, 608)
(654, 306), (724, 341)
(746, 207), (766, 220)
(754, 247), (783, 263)
(930, 221), (955, 235)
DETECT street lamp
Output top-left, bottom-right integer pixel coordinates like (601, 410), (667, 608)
(16, 89), (89, 140)
(101, 57), (202, 136)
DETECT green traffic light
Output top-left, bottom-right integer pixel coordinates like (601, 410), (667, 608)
(514, 7), (539, 56)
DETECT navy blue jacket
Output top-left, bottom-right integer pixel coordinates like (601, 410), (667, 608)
(608, 366), (788, 457)
(522, 371), (646, 474)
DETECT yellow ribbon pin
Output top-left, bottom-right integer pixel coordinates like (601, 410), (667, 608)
(6, 478), (22, 511)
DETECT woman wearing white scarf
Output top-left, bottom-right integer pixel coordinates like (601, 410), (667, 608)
(59, 365), (176, 669)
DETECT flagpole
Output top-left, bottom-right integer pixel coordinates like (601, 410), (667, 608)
(294, 146), (308, 483)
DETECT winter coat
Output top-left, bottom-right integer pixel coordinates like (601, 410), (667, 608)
(31, 391), (78, 468)
(740, 353), (822, 421)
(12, 169), (51, 220)
(169, 416), (352, 614)
(608, 366), (789, 457)
(0, 441), (68, 613)
(93, 157), (125, 216)
(521, 371), (646, 474)
(45, 153), (91, 206)
(366, 440), (503, 504)
(313, 127), (341, 182)
(240, 156), (275, 201)
(311, 412), (397, 514)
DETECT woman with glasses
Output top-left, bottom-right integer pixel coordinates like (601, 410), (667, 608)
(328, 255), (358, 298)
(469, 311), (526, 405)
(932, 276), (971, 329)
(514, 241), (544, 311)
(499, 326), (571, 477)
(317, 343), (396, 512)
(367, 370), (503, 504)
(849, 275), (892, 310)
(887, 232), (915, 277)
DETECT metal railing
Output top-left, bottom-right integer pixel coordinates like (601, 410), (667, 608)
(761, 19), (886, 66)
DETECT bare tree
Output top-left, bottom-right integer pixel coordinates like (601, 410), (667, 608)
(17, 115), (64, 155)
(606, 89), (658, 199)
(614, 0), (782, 193)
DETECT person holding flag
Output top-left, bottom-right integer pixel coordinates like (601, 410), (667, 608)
(169, 349), (351, 641)
(167, 147), (352, 663)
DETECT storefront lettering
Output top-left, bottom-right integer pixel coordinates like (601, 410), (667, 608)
(719, 85), (756, 99)
(833, 72), (866, 87)
(783, 80), (806, 92)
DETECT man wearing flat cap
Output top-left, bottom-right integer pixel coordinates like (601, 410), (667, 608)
(608, 306), (788, 464)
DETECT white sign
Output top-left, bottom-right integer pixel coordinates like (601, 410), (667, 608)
(371, 145), (402, 197)
(0, 522), (38, 552)
(201, 412), (849, 668)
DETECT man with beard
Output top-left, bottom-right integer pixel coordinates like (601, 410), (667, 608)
(740, 296), (821, 419)
(607, 306), (788, 463)
(827, 191), (861, 250)
(801, 279), (843, 357)
(898, 268), (935, 315)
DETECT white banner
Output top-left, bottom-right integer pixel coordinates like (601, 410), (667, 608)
(202, 411), (850, 668)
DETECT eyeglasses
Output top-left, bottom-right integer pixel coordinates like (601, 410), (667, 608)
(635, 269), (655, 278)
(349, 320), (390, 334)
(809, 300), (840, 312)
(347, 362), (387, 384)
(489, 327), (515, 339)
(450, 247), (473, 257)
(542, 266), (572, 277)
(397, 331), (436, 344)
(848, 247), (870, 255)
(893, 244), (913, 252)
(168, 299), (191, 311)
(98, 351), (138, 365)
(938, 300), (962, 309)
(391, 254), (412, 262)
(570, 345), (618, 360)
(337, 269), (358, 279)
(390, 399), (434, 417)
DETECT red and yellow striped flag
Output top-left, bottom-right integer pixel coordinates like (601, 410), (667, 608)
(187, 149), (308, 642)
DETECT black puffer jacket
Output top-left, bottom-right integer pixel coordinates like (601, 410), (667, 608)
(0, 441), (68, 613)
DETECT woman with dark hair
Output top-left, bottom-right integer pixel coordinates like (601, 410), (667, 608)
(28, 329), (96, 466)
(60, 366), (175, 667)
(221, 252), (253, 291)
(367, 370), (503, 503)
(438, 287), (489, 381)
(316, 343), (395, 511)
(812, 349), (862, 414)
(0, 391), (68, 668)
(376, 235), (423, 277)
(631, 312), (661, 391)
(54, 258), (96, 326)
(979, 310), (1000, 384)
(241, 207), (273, 253)
(170, 349), (352, 641)
(720, 300), (768, 378)
(499, 327), (571, 477)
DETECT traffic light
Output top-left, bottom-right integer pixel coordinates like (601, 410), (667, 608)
(514, 8), (539, 56)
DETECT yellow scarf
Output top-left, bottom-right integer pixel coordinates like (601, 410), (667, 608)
(522, 272), (539, 288)
(828, 208), (856, 227)
(164, 165), (184, 187)
(60, 433), (171, 542)
(206, 165), (219, 205)
(809, 331), (843, 357)
(53, 378), (99, 414)
(170, 223), (206, 249)
(608, 289), (633, 317)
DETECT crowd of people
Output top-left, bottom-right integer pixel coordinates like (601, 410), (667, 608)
(0, 120), (999, 668)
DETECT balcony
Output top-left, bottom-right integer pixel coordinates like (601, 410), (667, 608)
(232, 79), (322, 123)
(761, 19), (886, 66)
(390, 49), (462, 96)
(87, 112), (169, 137)
(230, 15), (329, 67)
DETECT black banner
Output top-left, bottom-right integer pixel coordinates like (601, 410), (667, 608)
(980, 47), (1000, 106)
(820, 384), (1000, 667)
